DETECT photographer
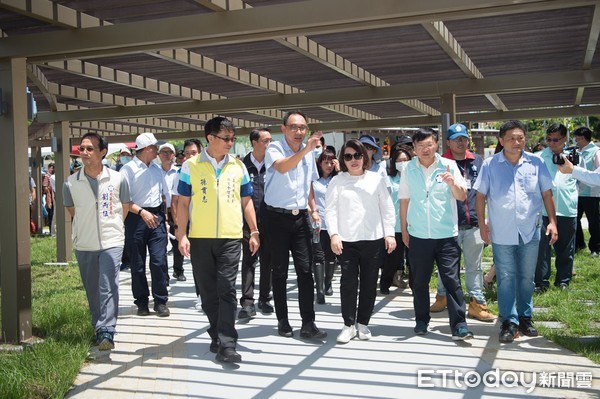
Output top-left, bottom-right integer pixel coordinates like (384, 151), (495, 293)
(557, 153), (600, 187)
(535, 124), (579, 292)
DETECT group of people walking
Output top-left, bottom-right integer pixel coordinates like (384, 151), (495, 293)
(64, 111), (598, 363)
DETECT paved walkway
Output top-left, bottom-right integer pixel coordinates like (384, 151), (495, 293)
(66, 256), (600, 399)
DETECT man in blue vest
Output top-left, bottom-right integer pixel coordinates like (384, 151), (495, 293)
(535, 123), (579, 292)
(399, 127), (474, 341)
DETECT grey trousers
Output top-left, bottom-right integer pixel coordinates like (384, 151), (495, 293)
(75, 246), (123, 333)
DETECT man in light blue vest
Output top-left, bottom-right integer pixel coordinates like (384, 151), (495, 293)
(399, 128), (473, 341)
(535, 124), (579, 292)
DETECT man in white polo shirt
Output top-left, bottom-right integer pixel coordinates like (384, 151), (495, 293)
(121, 133), (171, 317)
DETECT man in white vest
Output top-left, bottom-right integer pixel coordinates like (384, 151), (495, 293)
(63, 132), (131, 350)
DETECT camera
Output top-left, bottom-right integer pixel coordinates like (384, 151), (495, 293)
(552, 146), (580, 165)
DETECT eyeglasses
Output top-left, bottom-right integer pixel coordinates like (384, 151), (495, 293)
(211, 134), (237, 143)
(260, 138), (273, 144)
(546, 137), (564, 143)
(286, 124), (308, 132)
(343, 152), (364, 161)
(78, 146), (96, 153)
(159, 151), (174, 156)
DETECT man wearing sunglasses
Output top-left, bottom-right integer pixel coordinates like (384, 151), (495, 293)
(534, 124), (580, 292)
(262, 110), (327, 340)
(63, 132), (131, 350)
(177, 117), (259, 363)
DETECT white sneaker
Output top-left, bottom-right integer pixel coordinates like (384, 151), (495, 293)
(336, 325), (356, 344)
(195, 295), (203, 311)
(357, 323), (372, 340)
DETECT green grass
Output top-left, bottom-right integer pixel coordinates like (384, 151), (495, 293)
(0, 236), (91, 399)
(432, 242), (600, 364)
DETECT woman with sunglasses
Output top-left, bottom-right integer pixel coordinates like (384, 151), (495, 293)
(325, 139), (396, 343)
(312, 149), (340, 304)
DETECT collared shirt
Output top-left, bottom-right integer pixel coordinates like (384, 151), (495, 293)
(538, 147), (579, 217)
(250, 152), (264, 173)
(264, 139), (318, 209)
(204, 148), (229, 177)
(578, 142), (600, 197)
(474, 150), (553, 245)
(120, 156), (168, 208)
(313, 175), (333, 230)
(161, 164), (179, 208)
(573, 165), (600, 188)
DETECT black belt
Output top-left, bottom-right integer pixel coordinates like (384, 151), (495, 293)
(264, 205), (307, 216)
(143, 206), (163, 214)
(458, 224), (478, 230)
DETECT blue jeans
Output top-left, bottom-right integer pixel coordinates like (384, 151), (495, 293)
(492, 232), (540, 325)
(436, 227), (486, 303)
(125, 211), (169, 306)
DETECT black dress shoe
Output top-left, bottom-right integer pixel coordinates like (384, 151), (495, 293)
(216, 347), (241, 363)
(137, 305), (150, 316)
(258, 300), (274, 314)
(499, 320), (519, 343)
(237, 305), (256, 319)
(300, 321), (327, 339)
(518, 317), (538, 337)
(176, 274), (187, 282)
(380, 287), (390, 295)
(278, 320), (293, 337)
(209, 338), (219, 353)
(154, 303), (171, 317)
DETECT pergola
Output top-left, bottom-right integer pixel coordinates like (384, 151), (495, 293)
(1, 0), (599, 343)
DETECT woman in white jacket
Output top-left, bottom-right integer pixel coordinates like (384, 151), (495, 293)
(325, 139), (396, 344)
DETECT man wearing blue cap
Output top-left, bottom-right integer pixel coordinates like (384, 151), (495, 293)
(430, 124), (495, 322)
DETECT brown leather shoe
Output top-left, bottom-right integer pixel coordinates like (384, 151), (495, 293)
(429, 294), (447, 313)
(467, 297), (495, 322)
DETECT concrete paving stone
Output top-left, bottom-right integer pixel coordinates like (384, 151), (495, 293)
(536, 321), (566, 329)
(65, 255), (600, 399)
(574, 336), (600, 345)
